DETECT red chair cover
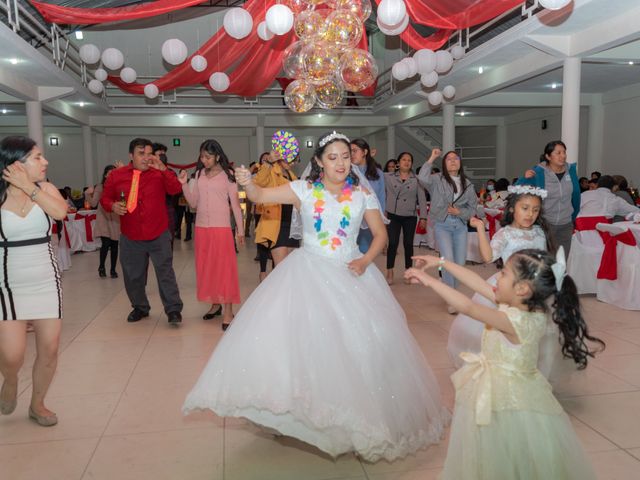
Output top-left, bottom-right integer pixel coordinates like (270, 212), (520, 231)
(575, 216), (612, 243)
(485, 212), (502, 239)
(596, 229), (638, 280)
(75, 213), (97, 242)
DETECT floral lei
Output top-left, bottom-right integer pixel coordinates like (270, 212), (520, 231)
(312, 177), (353, 250)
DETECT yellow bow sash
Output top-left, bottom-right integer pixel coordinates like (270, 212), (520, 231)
(451, 352), (493, 426)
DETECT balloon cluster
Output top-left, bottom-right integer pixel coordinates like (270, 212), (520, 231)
(281, 0), (378, 113)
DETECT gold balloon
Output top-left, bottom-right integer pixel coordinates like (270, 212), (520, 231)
(323, 10), (363, 48)
(302, 41), (341, 85)
(315, 78), (343, 109)
(284, 79), (317, 113)
(339, 48), (378, 92)
(294, 11), (327, 40)
(330, 0), (372, 20)
(283, 40), (309, 79)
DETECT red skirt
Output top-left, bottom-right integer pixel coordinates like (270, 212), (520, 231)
(194, 226), (240, 304)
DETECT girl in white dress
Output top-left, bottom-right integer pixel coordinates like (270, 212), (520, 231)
(183, 132), (449, 462)
(447, 186), (562, 377)
(406, 248), (604, 479)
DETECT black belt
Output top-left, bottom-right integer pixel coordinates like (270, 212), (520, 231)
(0, 236), (51, 248)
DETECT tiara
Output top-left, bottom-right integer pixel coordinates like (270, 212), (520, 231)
(507, 185), (548, 199)
(318, 131), (350, 148)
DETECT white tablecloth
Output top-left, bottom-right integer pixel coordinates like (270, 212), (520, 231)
(62, 210), (101, 253)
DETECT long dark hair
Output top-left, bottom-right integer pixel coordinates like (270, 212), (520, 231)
(198, 139), (235, 182)
(101, 165), (116, 185)
(384, 159), (397, 172)
(509, 249), (605, 369)
(350, 138), (380, 181)
(500, 192), (556, 253)
(540, 140), (567, 163)
(0, 136), (36, 206)
(396, 152), (414, 173)
(441, 150), (470, 194)
(306, 132), (359, 186)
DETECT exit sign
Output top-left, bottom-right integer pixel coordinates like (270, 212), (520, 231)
(172, 138), (181, 147)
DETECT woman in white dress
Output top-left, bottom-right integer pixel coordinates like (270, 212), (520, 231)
(183, 132), (449, 462)
(0, 136), (68, 426)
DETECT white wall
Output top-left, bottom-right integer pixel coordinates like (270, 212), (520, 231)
(602, 90), (640, 187)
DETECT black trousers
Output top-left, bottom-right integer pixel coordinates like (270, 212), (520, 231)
(175, 206), (194, 239)
(99, 236), (119, 273)
(386, 212), (418, 270)
(119, 230), (183, 315)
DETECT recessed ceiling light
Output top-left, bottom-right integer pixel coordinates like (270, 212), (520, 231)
(177, 113), (185, 119)
(75, 31), (83, 40)
(397, 105), (403, 109)
(1, 109), (7, 114)
(628, 61), (634, 65)
(478, 66), (484, 74)
(317, 113), (323, 118)
(78, 101), (85, 107)
(9, 58), (18, 65)
(460, 111), (466, 116)
(551, 82), (558, 89)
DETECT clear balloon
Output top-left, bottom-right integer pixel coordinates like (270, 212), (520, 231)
(283, 41), (309, 79)
(284, 79), (317, 113)
(301, 0), (327, 5)
(294, 11), (327, 40)
(324, 10), (363, 48)
(303, 42), (341, 85)
(315, 78), (344, 109)
(339, 48), (378, 92)
(286, 0), (315, 14)
(330, 0), (372, 21)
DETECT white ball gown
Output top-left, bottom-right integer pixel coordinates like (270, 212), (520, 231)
(183, 179), (449, 462)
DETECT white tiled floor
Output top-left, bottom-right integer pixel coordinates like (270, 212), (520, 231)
(1, 240), (640, 479)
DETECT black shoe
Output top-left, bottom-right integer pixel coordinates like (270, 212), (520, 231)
(110, 271), (118, 279)
(98, 267), (106, 278)
(203, 305), (222, 320)
(127, 308), (149, 322)
(184, 236), (192, 242)
(167, 311), (182, 325)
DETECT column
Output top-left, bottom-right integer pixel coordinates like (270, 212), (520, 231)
(586, 94), (604, 175)
(561, 57), (582, 165)
(26, 101), (43, 148)
(82, 125), (94, 186)
(256, 125), (265, 159)
(96, 132), (108, 172)
(495, 122), (507, 178)
(442, 103), (455, 153)
(387, 125), (395, 160)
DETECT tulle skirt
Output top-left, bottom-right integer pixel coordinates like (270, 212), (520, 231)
(194, 226), (240, 304)
(183, 248), (449, 462)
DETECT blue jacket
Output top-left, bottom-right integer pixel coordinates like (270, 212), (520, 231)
(516, 163), (580, 221)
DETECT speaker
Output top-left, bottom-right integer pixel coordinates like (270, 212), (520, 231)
(541, 120), (547, 130)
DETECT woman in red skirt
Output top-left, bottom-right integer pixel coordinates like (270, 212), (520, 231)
(178, 139), (244, 330)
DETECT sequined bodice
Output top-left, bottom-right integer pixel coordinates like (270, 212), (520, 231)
(490, 225), (547, 263)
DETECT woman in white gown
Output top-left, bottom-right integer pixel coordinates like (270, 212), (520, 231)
(183, 132), (449, 462)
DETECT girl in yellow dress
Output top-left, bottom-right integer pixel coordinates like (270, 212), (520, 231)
(405, 248), (603, 480)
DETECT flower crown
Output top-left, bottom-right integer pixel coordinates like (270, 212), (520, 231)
(318, 131), (350, 148)
(507, 185), (548, 199)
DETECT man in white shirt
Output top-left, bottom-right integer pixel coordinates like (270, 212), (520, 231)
(578, 175), (640, 223)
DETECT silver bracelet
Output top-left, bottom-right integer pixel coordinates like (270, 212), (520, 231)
(29, 188), (39, 202)
(438, 256), (445, 272)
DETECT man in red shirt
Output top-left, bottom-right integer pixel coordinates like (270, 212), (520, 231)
(101, 138), (184, 324)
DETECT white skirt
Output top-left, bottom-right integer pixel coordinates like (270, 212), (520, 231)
(183, 248), (449, 462)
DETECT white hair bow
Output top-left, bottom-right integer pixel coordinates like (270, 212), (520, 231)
(551, 246), (567, 291)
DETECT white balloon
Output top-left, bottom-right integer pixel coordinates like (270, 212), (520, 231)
(101, 48), (124, 71)
(87, 79), (103, 94)
(94, 68), (108, 82)
(413, 49), (436, 74)
(209, 72), (230, 92)
(377, 0), (406, 27)
(420, 71), (438, 88)
(442, 85), (456, 99)
(376, 14), (409, 36)
(427, 91), (443, 106)
(223, 8), (254, 40)
(450, 45), (465, 60)
(144, 83), (159, 99)
(79, 44), (101, 64)
(257, 21), (275, 41)
(402, 57), (418, 77)
(391, 62), (409, 81)
(120, 67), (137, 84)
(190, 55), (208, 72)
(266, 5), (294, 35)
(161, 39), (188, 65)
(539, 0), (572, 10)
(435, 50), (454, 74)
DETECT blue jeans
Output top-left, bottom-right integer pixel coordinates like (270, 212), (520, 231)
(357, 228), (373, 254)
(434, 216), (468, 289)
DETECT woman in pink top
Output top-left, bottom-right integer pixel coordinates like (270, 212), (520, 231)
(178, 140), (244, 330)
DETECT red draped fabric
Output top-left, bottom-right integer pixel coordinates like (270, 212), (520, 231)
(597, 229), (637, 281)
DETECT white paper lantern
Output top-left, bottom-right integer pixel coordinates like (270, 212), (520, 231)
(209, 72), (230, 92)
(87, 79), (103, 94)
(223, 8), (254, 40)
(539, 0), (572, 10)
(161, 39), (188, 65)
(420, 71), (438, 88)
(120, 67), (137, 84)
(413, 49), (436, 74)
(377, 14), (409, 36)
(427, 91), (443, 106)
(402, 57), (418, 77)
(144, 83), (159, 99)
(391, 62), (409, 81)
(94, 68), (108, 82)
(442, 85), (456, 99)
(79, 44), (101, 64)
(190, 55), (208, 72)
(377, 0), (406, 27)
(257, 21), (275, 41)
(266, 5), (294, 35)
(435, 50), (454, 74)
(450, 45), (465, 60)
(101, 48), (124, 71)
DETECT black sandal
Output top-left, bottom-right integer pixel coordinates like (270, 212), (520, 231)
(203, 305), (223, 320)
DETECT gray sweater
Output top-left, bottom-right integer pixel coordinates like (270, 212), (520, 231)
(417, 163), (478, 223)
(384, 171), (428, 218)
